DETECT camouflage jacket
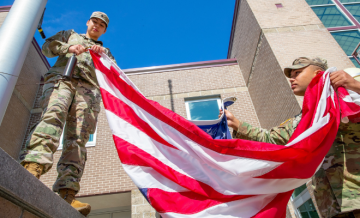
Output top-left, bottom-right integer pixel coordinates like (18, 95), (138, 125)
(42, 29), (116, 88)
(232, 113), (302, 145)
(233, 115), (360, 217)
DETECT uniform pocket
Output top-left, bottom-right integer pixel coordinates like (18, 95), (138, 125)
(39, 80), (61, 109)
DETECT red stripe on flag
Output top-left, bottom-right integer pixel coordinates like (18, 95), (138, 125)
(101, 88), (179, 150)
(113, 134), (252, 201)
(252, 191), (292, 218)
(148, 188), (253, 214)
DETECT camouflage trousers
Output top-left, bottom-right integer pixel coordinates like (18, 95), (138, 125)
(19, 74), (101, 193)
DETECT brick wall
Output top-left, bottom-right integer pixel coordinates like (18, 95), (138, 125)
(229, 0), (261, 84)
(128, 65), (245, 97)
(247, 36), (301, 129)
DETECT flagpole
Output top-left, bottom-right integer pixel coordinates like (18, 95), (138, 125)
(0, 0), (47, 125)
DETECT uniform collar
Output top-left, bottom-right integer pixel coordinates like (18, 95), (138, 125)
(80, 34), (103, 46)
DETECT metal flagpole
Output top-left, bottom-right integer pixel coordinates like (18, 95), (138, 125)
(0, 0), (47, 125)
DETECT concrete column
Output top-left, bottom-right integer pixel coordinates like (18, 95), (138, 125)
(0, 0), (47, 125)
(131, 189), (157, 218)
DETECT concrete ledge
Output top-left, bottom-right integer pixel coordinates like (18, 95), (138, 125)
(0, 148), (84, 218)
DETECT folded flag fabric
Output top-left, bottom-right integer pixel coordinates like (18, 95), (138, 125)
(90, 50), (360, 218)
(190, 97), (237, 139)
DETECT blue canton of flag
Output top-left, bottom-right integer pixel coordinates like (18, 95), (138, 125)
(190, 97), (237, 139)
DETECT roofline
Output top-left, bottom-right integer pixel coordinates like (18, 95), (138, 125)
(32, 38), (50, 70)
(0, 4), (50, 70)
(227, 0), (241, 59)
(0, 5), (11, 12)
(123, 59), (238, 75)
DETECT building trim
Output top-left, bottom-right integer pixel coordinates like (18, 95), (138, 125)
(227, 0), (241, 59)
(0, 5), (11, 12)
(328, 26), (358, 31)
(147, 86), (248, 101)
(32, 38), (50, 70)
(333, 0), (360, 29)
(123, 59), (238, 75)
(76, 190), (131, 198)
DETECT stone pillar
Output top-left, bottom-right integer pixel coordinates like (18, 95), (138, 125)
(131, 189), (157, 218)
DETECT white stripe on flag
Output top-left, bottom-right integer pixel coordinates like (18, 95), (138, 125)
(122, 164), (188, 192)
(105, 110), (308, 195)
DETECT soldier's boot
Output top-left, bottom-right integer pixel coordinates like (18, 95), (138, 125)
(59, 189), (91, 216)
(23, 162), (44, 179)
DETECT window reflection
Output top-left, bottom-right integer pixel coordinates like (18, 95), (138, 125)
(331, 30), (360, 55)
(312, 6), (352, 27)
(306, 0), (333, 5)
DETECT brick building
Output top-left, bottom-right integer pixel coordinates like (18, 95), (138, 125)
(1, 0), (359, 217)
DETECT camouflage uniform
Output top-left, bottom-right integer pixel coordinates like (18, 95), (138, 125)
(233, 115), (360, 218)
(19, 29), (116, 193)
(232, 113), (302, 145)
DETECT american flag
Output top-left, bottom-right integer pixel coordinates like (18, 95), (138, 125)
(90, 50), (359, 218)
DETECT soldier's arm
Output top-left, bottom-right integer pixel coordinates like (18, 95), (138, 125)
(232, 118), (295, 145)
(42, 30), (73, 58)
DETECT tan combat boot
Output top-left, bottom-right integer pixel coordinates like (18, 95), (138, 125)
(59, 189), (91, 216)
(23, 162), (44, 179)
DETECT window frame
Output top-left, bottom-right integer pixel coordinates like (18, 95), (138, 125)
(185, 96), (222, 121)
(311, 4), (355, 27)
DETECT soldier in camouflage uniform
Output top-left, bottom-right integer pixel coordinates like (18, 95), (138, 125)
(18, 12), (116, 216)
(221, 57), (360, 218)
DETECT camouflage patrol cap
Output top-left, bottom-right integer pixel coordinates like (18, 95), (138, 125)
(90, 12), (109, 27)
(284, 57), (328, 78)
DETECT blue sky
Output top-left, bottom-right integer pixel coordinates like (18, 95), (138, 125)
(1, 0), (235, 69)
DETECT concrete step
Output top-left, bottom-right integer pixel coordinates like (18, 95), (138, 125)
(0, 148), (84, 218)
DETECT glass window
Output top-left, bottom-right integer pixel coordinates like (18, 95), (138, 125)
(340, 0), (360, 3)
(306, 0), (334, 5)
(312, 6), (352, 27)
(331, 30), (360, 55)
(292, 183), (308, 198)
(185, 97), (221, 120)
(297, 199), (320, 218)
(344, 4), (360, 23)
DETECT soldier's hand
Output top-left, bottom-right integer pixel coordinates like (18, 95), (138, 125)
(219, 109), (240, 131)
(91, 45), (105, 54)
(330, 70), (360, 91)
(68, 44), (86, 55)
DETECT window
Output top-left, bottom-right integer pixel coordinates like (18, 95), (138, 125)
(58, 125), (97, 150)
(344, 4), (360, 23)
(331, 30), (360, 55)
(340, 0), (360, 3)
(312, 6), (353, 27)
(306, 0), (334, 5)
(275, 3), (283, 8)
(298, 199), (320, 218)
(292, 183), (308, 198)
(185, 96), (221, 121)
